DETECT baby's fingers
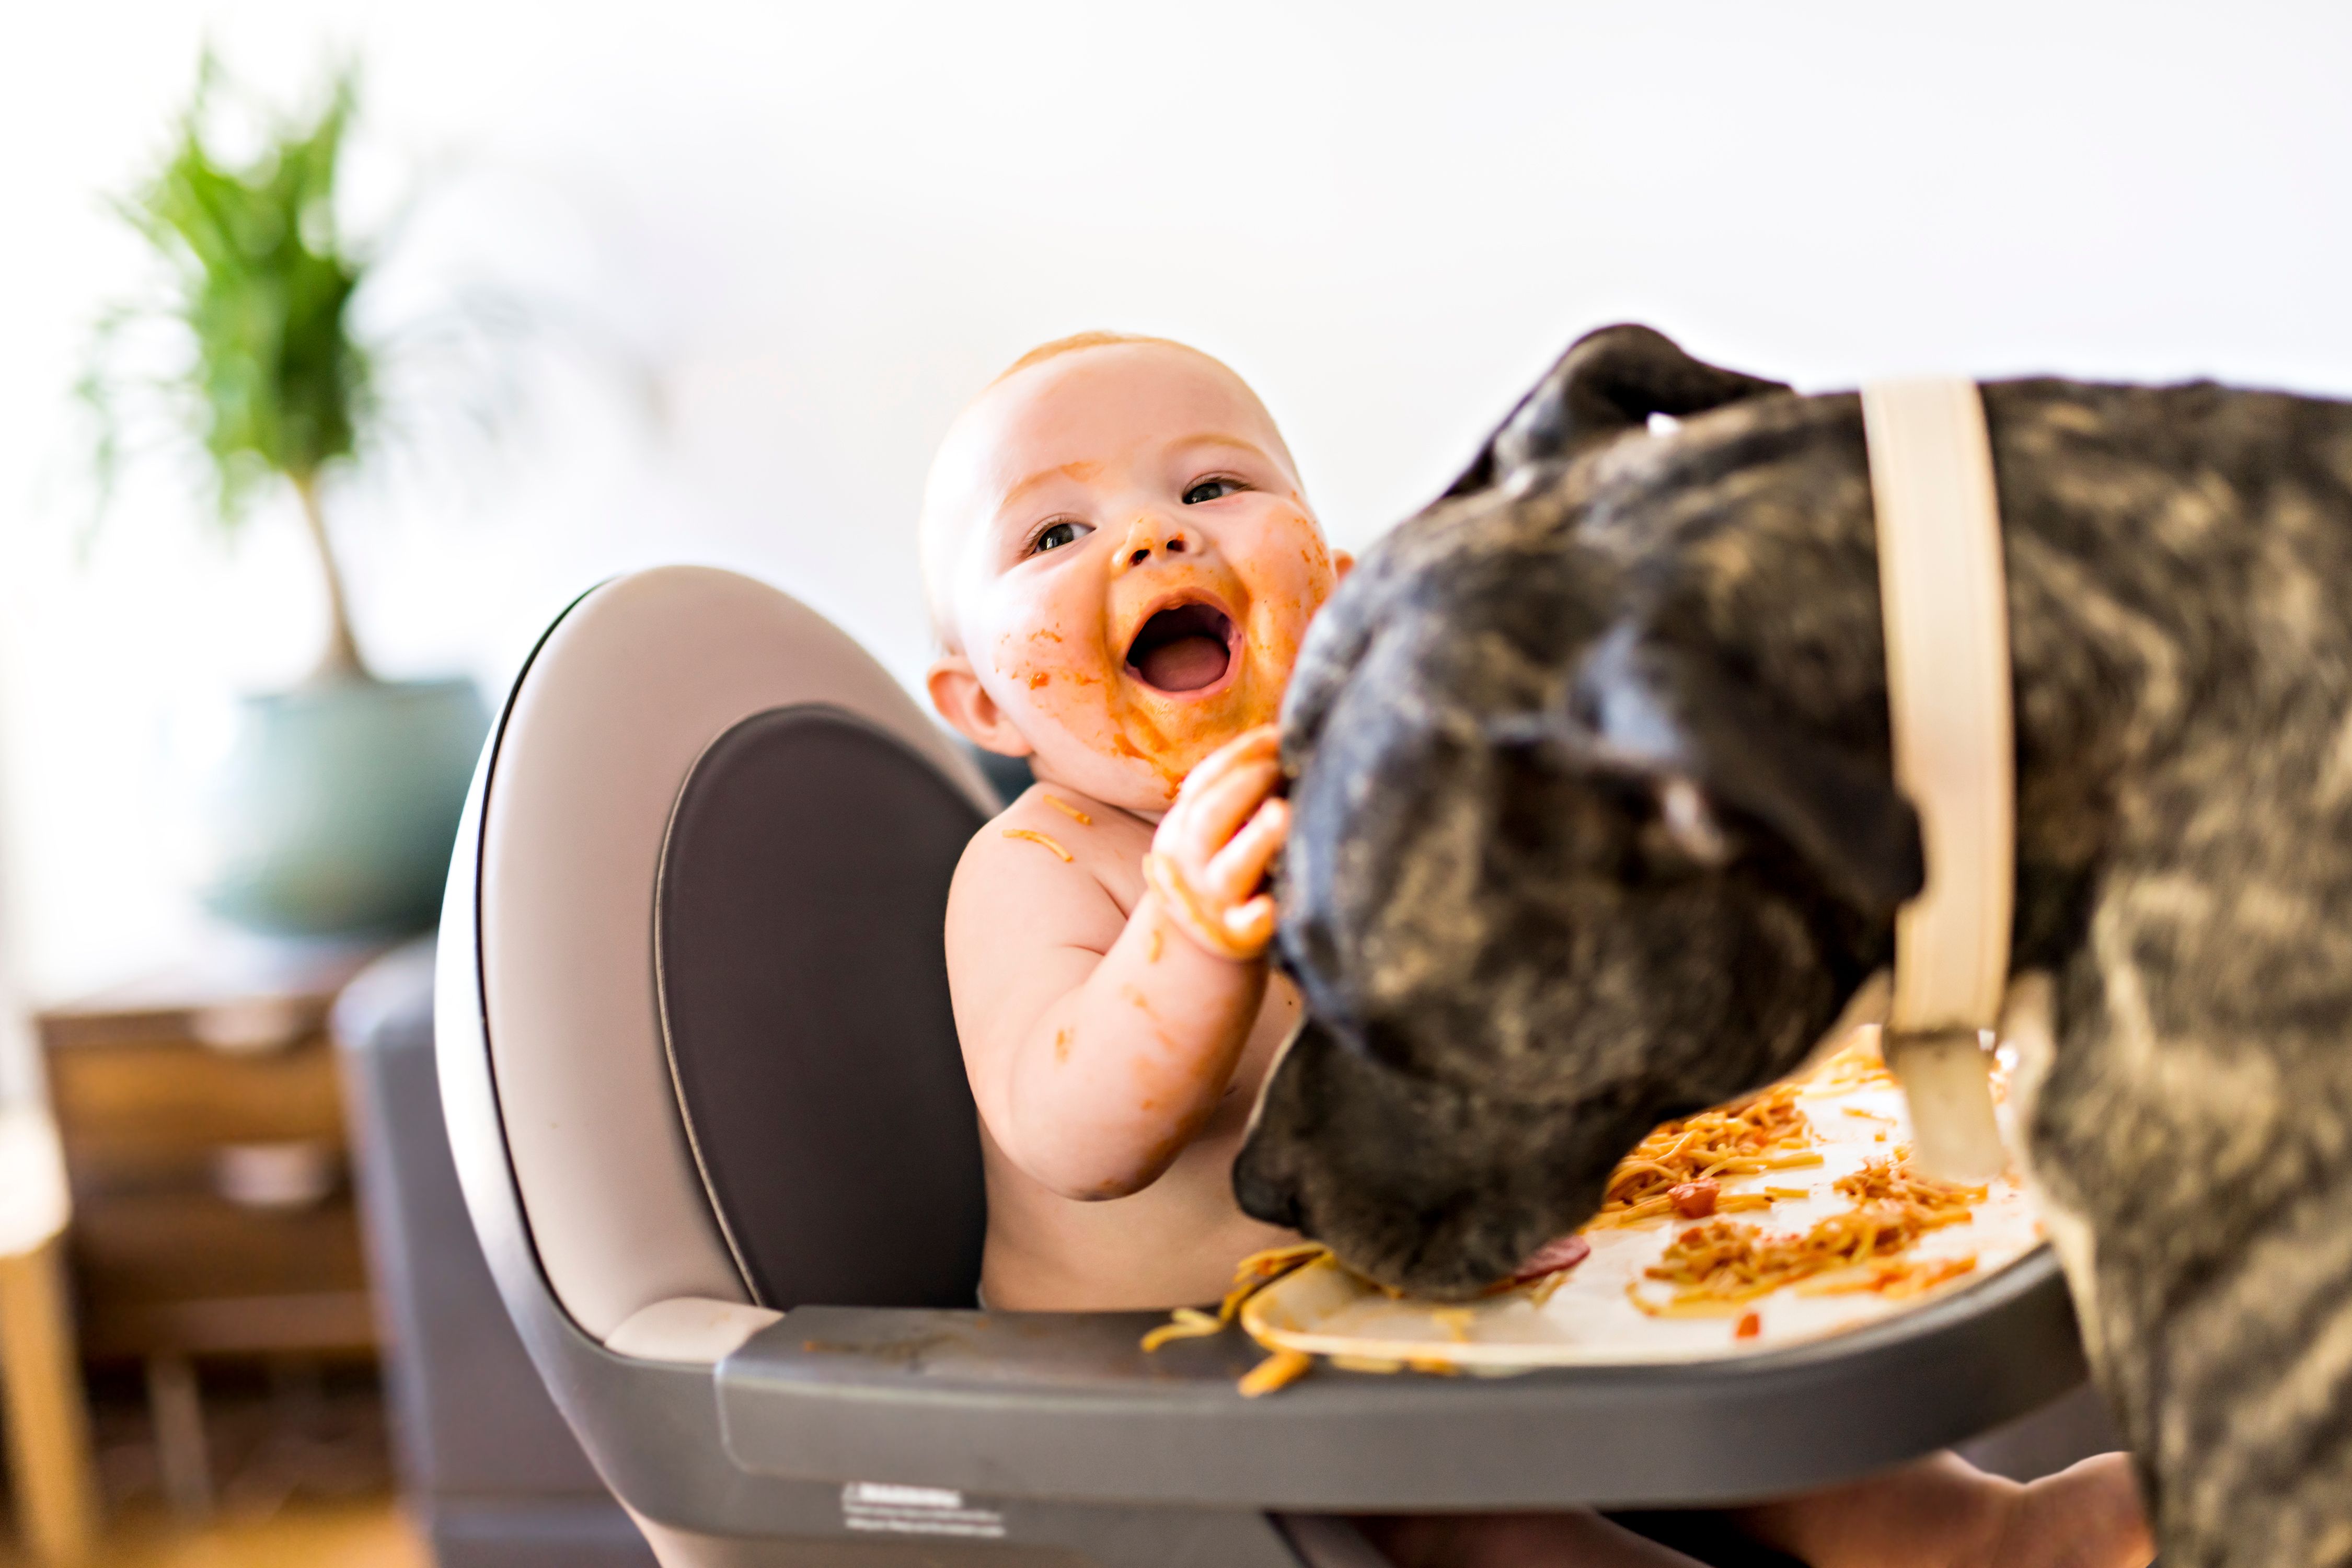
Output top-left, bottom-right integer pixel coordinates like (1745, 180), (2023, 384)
(1144, 854), (1268, 962)
(1221, 893), (1276, 956)
(1174, 725), (1279, 805)
(1165, 759), (1278, 869)
(1204, 797), (1288, 905)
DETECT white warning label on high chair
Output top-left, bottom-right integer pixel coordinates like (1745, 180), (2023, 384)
(840, 1482), (1008, 1539)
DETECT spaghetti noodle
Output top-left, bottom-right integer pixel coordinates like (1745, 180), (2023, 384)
(1834, 1154), (1987, 1218)
(1217, 1242), (1330, 1323)
(1588, 1084), (1823, 1226)
(1238, 1349), (1316, 1397)
(1811, 1031), (1900, 1090)
(1797, 1253), (1978, 1300)
(1631, 1151), (1986, 1315)
(1138, 1242), (1331, 1365)
(1041, 794), (1094, 825)
(1139, 1243), (1335, 1394)
(1002, 827), (1073, 861)
(1138, 1307), (1221, 1353)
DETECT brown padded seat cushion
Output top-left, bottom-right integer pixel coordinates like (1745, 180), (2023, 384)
(656, 705), (988, 1309)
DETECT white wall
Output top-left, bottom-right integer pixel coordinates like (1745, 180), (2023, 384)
(2, 1), (2348, 1015)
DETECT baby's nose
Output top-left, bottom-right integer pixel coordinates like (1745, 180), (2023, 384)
(1114, 515), (1199, 572)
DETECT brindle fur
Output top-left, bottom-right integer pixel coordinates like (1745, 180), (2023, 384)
(1232, 325), (2352, 1567)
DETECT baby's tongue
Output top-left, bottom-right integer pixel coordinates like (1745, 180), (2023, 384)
(1137, 635), (1230, 693)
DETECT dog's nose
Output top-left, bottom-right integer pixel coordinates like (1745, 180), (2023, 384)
(1231, 1146), (1305, 1232)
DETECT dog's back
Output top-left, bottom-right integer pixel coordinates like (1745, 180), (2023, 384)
(1242, 327), (2352, 1565)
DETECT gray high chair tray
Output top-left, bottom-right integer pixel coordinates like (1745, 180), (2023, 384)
(438, 567), (2090, 1568)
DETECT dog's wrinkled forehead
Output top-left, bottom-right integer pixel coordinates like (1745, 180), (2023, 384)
(1278, 532), (1617, 1039)
(1273, 527), (1789, 1102)
(1270, 325), (1918, 1096)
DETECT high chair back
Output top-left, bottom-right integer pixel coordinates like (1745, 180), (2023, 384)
(454, 566), (993, 1346)
(656, 701), (988, 1309)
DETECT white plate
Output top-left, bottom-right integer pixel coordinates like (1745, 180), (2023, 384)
(1240, 1050), (2047, 1370)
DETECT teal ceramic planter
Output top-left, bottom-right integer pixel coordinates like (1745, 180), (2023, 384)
(198, 675), (490, 936)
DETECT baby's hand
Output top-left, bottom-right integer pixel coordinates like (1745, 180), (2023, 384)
(1145, 725), (1289, 961)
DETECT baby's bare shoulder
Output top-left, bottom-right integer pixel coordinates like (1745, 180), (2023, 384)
(947, 785), (1144, 948)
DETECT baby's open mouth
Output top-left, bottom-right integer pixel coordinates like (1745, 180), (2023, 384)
(1125, 602), (1236, 694)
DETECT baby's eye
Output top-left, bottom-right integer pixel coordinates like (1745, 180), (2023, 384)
(1030, 520), (1089, 555)
(1182, 477), (1245, 505)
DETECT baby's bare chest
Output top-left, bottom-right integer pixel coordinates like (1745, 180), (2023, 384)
(979, 975), (1307, 1309)
(1214, 973), (1304, 1128)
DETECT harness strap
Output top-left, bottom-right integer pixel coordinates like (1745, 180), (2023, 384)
(1862, 377), (2013, 1181)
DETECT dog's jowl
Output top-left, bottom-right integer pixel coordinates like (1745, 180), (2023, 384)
(1232, 324), (2352, 1567)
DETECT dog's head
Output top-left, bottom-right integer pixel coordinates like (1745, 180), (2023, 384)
(1232, 327), (1927, 1298)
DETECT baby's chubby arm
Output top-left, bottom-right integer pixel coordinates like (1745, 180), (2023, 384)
(946, 729), (1289, 1201)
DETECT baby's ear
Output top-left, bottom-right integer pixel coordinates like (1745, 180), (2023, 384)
(927, 654), (1036, 758)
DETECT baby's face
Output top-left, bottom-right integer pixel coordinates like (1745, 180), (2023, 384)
(928, 344), (1345, 812)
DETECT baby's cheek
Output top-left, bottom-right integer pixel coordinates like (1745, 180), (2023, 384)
(1239, 571), (1324, 690)
(1018, 662), (1115, 727)
(1002, 636), (1147, 768)
(1290, 526), (1341, 613)
(1250, 518), (1340, 636)
(1293, 524), (1335, 589)
(995, 624), (1107, 701)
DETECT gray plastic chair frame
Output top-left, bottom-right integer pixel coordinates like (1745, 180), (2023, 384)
(436, 567), (2091, 1568)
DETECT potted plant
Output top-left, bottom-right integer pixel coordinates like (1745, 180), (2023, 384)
(80, 60), (488, 936)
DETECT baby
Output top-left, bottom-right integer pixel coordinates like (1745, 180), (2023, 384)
(923, 331), (2151, 1568)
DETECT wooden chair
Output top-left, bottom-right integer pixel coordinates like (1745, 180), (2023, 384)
(0, 1103), (100, 1563)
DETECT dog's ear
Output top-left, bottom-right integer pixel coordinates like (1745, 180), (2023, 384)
(1445, 325), (1790, 500)
(1564, 624), (1923, 919)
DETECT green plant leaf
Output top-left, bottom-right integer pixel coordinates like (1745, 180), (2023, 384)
(85, 53), (374, 535)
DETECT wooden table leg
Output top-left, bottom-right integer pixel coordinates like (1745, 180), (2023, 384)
(145, 1353), (213, 1520)
(0, 1238), (100, 1563)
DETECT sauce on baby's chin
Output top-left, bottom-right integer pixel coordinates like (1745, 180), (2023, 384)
(1107, 671), (1283, 792)
(1101, 600), (1302, 790)
(1018, 645), (1282, 794)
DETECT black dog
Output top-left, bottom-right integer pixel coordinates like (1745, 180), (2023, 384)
(1233, 326), (2352, 1566)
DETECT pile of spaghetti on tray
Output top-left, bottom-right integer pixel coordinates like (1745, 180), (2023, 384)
(1585, 1082), (1824, 1228)
(1141, 1029), (2045, 1395)
(1631, 1155), (1987, 1318)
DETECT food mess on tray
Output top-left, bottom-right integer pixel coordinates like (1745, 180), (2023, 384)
(1146, 1029), (2045, 1393)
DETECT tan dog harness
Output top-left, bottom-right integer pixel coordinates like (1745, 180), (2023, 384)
(1861, 378), (2013, 1182)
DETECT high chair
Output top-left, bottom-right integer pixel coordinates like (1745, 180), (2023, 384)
(435, 566), (2091, 1567)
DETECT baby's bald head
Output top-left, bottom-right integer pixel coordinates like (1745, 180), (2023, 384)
(918, 332), (1302, 652)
